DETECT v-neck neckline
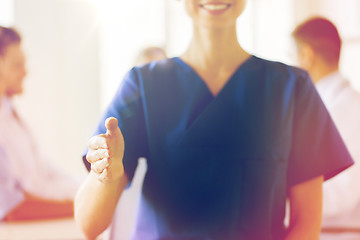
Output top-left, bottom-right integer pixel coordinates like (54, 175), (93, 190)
(172, 55), (255, 98)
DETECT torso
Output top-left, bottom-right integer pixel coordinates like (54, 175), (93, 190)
(93, 56), (352, 239)
(132, 56), (297, 239)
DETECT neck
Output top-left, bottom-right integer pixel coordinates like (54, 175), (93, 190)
(181, 24), (249, 72)
(310, 61), (339, 84)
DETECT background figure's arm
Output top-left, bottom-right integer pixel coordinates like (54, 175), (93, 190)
(0, 183), (25, 221)
(285, 175), (323, 240)
(0, 146), (25, 220)
(4, 192), (73, 221)
(74, 117), (128, 240)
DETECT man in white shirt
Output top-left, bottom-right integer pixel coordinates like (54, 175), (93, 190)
(0, 26), (82, 221)
(293, 17), (360, 229)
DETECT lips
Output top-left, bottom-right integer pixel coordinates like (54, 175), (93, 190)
(199, 2), (231, 11)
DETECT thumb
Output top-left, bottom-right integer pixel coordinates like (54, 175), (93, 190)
(105, 117), (121, 137)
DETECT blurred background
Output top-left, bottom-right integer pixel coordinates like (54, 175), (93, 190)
(1, 0), (360, 239)
(0, 0), (360, 176)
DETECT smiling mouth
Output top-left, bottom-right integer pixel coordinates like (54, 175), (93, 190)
(199, 3), (231, 11)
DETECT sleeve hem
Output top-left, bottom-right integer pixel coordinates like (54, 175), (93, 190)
(288, 161), (354, 188)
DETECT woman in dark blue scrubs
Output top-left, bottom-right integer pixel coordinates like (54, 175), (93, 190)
(74, 1), (353, 239)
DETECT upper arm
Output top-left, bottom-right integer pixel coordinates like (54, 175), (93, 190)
(287, 72), (353, 186)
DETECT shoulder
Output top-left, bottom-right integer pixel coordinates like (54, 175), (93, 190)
(341, 80), (360, 102)
(132, 58), (178, 80)
(114, 59), (176, 95)
(252, 56), (313, 94)
(128, 58), (185, 95)
(337, 83), (360, 118)
(253, 56), (310, 82)
(323, 74), (360, 105)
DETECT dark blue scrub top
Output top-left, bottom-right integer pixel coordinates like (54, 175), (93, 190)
(84, 56), (353, 240)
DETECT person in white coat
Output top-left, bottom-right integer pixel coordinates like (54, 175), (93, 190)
(0, 26), (82, 221)
(293, 16), (360, 229)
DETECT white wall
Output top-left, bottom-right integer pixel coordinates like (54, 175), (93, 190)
(250, 0), (295, 64)
(13, 0), (101, 175)
(0, 0), (14, 26)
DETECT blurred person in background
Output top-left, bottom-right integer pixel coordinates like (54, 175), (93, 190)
(293, 17), (360, 229)
(0, 26), (82, 221)
(134, 46), (167, 66)
(75, 1), (353, 239)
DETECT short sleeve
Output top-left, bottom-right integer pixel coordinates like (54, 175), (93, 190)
(82, 68), (149, 182)
(0, 146), (25, 220)
(287, 72), (354, 187)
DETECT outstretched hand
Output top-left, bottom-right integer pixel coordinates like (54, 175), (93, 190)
(86, 117), (125, 183)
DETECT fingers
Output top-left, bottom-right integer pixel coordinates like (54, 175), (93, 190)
(98, 168), (112, 183)
(91, 164), (112, 183)
(105, 117), (121, 137)
(88, 134), (108, 150)
(87, 148), (109, 163)
(91, 158), (110, 174)
(87, 134), (109, 165)
(87, 116), (124, 183)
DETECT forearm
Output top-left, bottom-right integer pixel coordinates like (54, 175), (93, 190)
(285, 176), (323, 240)
(4, 195), (73, 221)
(74, 171), (128, 240)
(285, 219), (321, 240)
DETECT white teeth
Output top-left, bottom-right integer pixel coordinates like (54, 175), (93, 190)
(201, 4), (228, 11)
